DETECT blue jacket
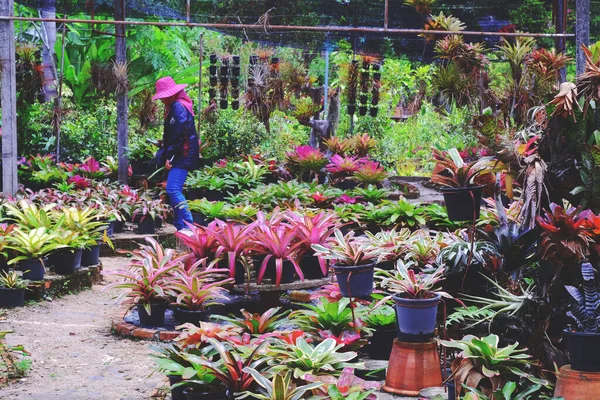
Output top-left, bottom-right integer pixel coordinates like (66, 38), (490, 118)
(163, 101), (200, 171)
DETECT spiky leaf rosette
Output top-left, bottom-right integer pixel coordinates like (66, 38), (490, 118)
(565, 263), (600, 332)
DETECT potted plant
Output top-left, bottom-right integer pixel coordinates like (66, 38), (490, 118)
(362, 303), (397, 360)
(249, 218), (304, 286)
(175, 223), (218, 266)
(178, 338), (267, 399)
(284, 146), (328, 182)
(168, 263), (233, 326)
(563, 262), (600, 372)
(312, 229), (379, 298)
(103, 238), (181, 327)
(431, 148), (491, 221)
(126, 139), (155, 175)
(303, 367), (381, 399)
(204, 220), (256, 284)
(58, 207), (108, 267)
(285, 211), (339, 279)
(187, 199), (229, 226)
(241, 369), (322, 399)
(0, 223), (16, 272)
(7, 227), (66, 281)
(48, 229), (92, 274)
(0, 270), (28, 308)
(326, 155), (366, 189)
(352, 161), (388, 187)
(376, 261), (453, 342)
(131, 198), (166, 234)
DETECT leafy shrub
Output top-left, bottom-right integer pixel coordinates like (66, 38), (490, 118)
(200, 108), (268, 161)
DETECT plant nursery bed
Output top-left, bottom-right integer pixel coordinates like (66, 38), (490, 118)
(100, 224), (177, 257)
(25, 264), (103, 302)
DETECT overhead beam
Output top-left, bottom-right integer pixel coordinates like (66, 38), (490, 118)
(0, 16), (575, 39)
(0, 0), (18, 196)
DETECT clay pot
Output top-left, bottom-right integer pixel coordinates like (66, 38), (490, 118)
(383, 339), (442, 396)
(554, 364), (600, 399)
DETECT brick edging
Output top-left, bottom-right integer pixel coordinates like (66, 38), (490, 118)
(111, 320), (180, 342)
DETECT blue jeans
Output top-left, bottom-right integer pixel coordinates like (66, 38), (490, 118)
(166, 168), (193, 230)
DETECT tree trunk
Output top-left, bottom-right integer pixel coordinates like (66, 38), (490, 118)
(40, 0), (57, 101)
(115, 0), (128, 184)
(1, 0), (18, 195)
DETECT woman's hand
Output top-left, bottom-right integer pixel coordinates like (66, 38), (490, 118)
(165, 159), (172, 170)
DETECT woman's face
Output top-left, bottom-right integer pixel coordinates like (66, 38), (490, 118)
(160, 95), (175, 106)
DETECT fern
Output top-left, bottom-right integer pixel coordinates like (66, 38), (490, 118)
(445, 306), (495, 328)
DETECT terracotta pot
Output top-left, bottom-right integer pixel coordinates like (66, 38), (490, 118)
(383, 339), (442, 396)
(554, 365), (600, 399)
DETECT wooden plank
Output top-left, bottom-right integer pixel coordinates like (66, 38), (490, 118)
(0, 0), (18, 196)
(576, 0), (590, 75)
(114, 0), (128, 184)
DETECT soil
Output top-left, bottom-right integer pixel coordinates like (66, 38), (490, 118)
(0, 257), (168, 400)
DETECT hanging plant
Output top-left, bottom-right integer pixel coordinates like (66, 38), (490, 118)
(209, 54), (218, 64)
(232, 55), (241, 65)
(346, 60), (359, 116)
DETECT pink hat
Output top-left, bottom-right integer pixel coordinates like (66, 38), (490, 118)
(152, 76), (188, 101)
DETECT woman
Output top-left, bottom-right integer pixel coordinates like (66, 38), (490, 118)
(152, 76), (199, 231)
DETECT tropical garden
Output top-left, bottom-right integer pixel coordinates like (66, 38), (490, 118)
(1, 0), (600, 399)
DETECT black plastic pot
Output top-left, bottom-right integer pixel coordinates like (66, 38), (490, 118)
(332, 263), (375, 298)
(204, 189), (223, 202)
(360, 94), (368, 105)
(263, 259), (296, 284)
(373, 72), (381, 81)
(441, 185), (484, 221)
(209, 54), (218, 64)
(219, 100), (228, 109)
(155, 217), (163, 229)
(230, 78), (239, 87)
(249, 55), (258, 65)
(367, 328), (396, 360)
(377, 260), (395, 271)
(302, 254), (327, 279)
(168, 375), (187, 400)
(0, 255), (8, 273)
(369, 108), (378, 117)
(373, 64), (381, 71)
(208, 88), (217, 98)
(137, 302), (168, 327)
(565, 329), (600, 372)
(333, 179), (357, 190)
(52, 248), (83, 275)
(230, 89), (240, 98)
(393, 293), (441, 342)
(191, 212), (206, 226)
(82, 244), (101, 266)
(20, 258), (46, 281)
(220, 66), (229, 76)
(271, 57), (279, 64)
(231, 100), (240, 110)
(347, 105), (356, 116)
(173, 307), (209, 326)
(209, 77), (218, 86)
(131, 160), (150, 176)
(362, 61), (370, 70)
(209, 65), (217, 75)
(371, 96), (379, 106)
(359, 106), (368, 116)
(231, 66), (240, 76)
(447, 381), (456, 400)
(220, 76), (229, 86)
(361, 71), (370, 82)
(113, 220), (125, 234)
(183, 387), (230, 400)
(0, 287), (25, 308)
(137, 217), (157, 234)
(232, 55), (240, 65)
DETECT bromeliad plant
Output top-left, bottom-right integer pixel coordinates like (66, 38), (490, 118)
(439, 334), (537, 396)
(326, 155), (366, 181)
(431, 148), (491, 188)
(312, 229), (378, 267)
(6, 228), (66, 264)
(214, 307), (291, 335)
(167, 262), (233, 312)
(241, 368), (323, 400)
(376, 261), (453, 300)
(352, 161), (388, 186)
(564, 262), (600, 332)
(0, 270), (28, 289)
(304, 367), (381, 400)
(285, 145), (328, 180)
(267, 337), (360, 379)
(204, 220), (257, 280)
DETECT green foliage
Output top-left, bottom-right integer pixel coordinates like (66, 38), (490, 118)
(201, 108), (268, 160)
(445, 306), (496, 328)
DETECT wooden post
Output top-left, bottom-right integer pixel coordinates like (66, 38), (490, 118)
(0, 0), (18, 195)
(554, 0), (567, 82)
(384, 0), (389, 30)
(54, 19), (66, 161)
(576, 0), (590, 75)
(115, 0), (128, 184)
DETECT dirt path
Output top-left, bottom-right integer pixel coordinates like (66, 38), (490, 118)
(0, 257), (166, 400)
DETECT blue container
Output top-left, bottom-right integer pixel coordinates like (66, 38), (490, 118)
(393, 293), (441, 342)
(333, 263), (375, 298)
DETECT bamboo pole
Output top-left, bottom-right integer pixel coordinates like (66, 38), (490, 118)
(54, 19), (67, 161)
(0, 0), (18, 195)
(0, 15), (575, 38)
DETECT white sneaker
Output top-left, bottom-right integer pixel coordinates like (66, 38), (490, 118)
(178, 228), (193, 237)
